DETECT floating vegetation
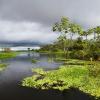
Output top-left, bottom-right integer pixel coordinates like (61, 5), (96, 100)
(22, 64), (100, 98)
(0, 63), (7, 71)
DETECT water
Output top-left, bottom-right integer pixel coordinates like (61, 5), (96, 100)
(0, 52), (95, 100)
(0, 52), (62, 100)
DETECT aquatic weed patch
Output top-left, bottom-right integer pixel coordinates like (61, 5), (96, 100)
(31, 59), (38, 63)
(0, 63), (7, 71)
(22, 65), (100, 98)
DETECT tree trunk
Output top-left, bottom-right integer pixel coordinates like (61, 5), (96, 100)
(86, 35), (87, 40)
(70, 33), (74, 40)
(94, 32), (96, 40)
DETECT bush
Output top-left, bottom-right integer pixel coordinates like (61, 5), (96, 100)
(70, 50), (87, 59)
(0, 63), (7, 71)
(88, 62), (100, 77)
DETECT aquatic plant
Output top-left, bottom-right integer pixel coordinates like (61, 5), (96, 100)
(31, 59), (38, 63)
(0, 63), (7, 71)
(22, 64), (100, 98)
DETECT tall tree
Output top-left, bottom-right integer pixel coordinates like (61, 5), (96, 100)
(94, 26), (100, 38)
(88, 28), (96, 40)
(69, 23), (83, 40)
(53, 17), (70, 56)
(81, 29), (91, 40)
(52, 17), (83, 58)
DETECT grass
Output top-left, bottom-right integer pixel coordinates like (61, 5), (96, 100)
(0, 52), (18, 71)
(0, 63), (7, 71)
(22, 62), (100, 98)
(63, 59), (93, 65)
(0, 52), (18, 59)
(55, 58), (98, 66)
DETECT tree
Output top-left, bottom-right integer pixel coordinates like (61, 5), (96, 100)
(56, 35), (67, 51)
(53, 17), (70, 58)
(53, 17), (70, 33)
(88, 28), (96, 40)
(81, 31), (88, 40)
(94, 26), (100, 38)
(52, 17), (83, 58)
(69, 23), (83, 40)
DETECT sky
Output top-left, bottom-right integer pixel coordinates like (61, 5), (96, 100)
(0, 0), (100, 47)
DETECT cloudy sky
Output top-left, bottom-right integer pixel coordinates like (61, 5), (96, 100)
(0, 0), (100, 47)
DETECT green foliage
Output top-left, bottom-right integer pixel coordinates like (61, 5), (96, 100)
(0, 52), (18, 59)
(51, 17), (100, 60)
(70, 50), (87, 59)
(69, 23), (83, 40)
(0, 52), (13, 70)
(87, 62), (100, 77)
(32, 68), (47, 75)
(27, 17), (100, 98)
(0, 63), (7, 71)
(94, 26), (100, 37)
(63, 59), (91, 65)
(31, 59), (37, 63)
(22, 63), (100, 98)
(53, 17), (70, 33)
(39, 36), (100, 60)
(52, 17), (83, 59)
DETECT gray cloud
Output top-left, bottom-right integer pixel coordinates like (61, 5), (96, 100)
(0, 0), (65, 26)
(0, 0), (100, 46)
(0, 0), (100, 26)
(0, 20), (58, 44)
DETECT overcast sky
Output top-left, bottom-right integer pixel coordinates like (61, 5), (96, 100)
(0, 0), (100, 47)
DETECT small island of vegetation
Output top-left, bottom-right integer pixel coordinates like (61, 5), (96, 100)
(0, 63), (7, 71)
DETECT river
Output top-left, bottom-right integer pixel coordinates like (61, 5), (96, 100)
(0, 52), (63, 100)
(0, 52), (94, 100)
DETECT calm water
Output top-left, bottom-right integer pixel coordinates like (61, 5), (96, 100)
(0, 52), (62, 100)
(0, 52), (95, 100)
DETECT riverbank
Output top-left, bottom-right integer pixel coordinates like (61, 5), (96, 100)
(0, 52), (18, 59)
(22, 61), (100, 99)
(0, 52), (18, 71)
